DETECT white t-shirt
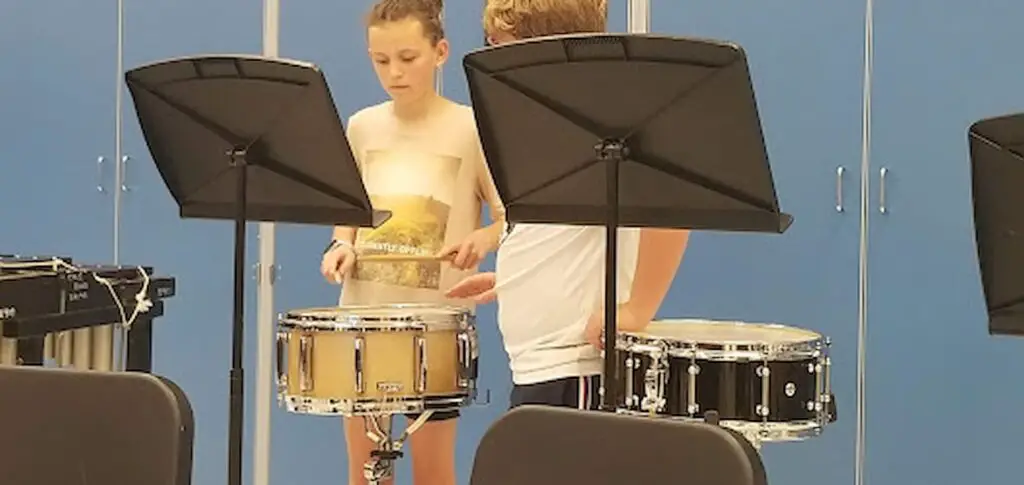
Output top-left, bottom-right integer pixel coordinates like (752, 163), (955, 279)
(495, 223), (640, 385)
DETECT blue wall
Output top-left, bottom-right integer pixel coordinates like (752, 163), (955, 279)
(4, 1), (1024, 485)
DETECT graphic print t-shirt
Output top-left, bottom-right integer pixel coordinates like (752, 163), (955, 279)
(339, 100), (504, 307)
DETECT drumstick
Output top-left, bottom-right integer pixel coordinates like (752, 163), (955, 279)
(357, 253), (453, 263)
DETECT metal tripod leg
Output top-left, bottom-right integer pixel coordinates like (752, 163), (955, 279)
(362, 411), (435, 485)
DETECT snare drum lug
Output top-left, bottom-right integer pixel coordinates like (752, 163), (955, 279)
(456, 332), (472, 388)
(354, 337), (365, 394)
(275, 332), (290, 393)
(686, 362), (699, 417)
(299, 335), (314, 393)
(415, 336), (427, 393)
(756, 404), (770, 417)
(758, 364), (770, 421)
(822, 356), (832, 403)
(623, 356), (634, 408)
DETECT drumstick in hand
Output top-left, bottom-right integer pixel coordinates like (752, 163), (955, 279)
(357, 253), (455, 263)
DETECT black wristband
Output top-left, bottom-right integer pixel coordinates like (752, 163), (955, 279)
(323, 239), (349, 255)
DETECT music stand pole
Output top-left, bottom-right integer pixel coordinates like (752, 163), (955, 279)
(600, 141), (624, 411)
(228, 152), (247, 485)
(124, 55), (390, 485)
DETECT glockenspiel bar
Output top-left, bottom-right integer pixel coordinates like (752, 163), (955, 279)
(72, 327), (92, 370)
(44, 333), (55, 361)
(57, 330), (73, 367)
(92, 324), (114, 371)
(0, 338), (15, 366)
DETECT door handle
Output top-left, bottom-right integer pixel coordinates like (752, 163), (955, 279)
(836, 166), (845, 213)
(879, 167), (888, 214)
(120, 155), (132, 192)
(96, 156), (106, 193)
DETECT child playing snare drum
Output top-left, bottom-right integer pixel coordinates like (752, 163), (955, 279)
(318, 1), (504, 484)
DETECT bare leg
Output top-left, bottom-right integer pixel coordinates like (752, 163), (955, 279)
(344, 416), (394, 485)
(409, 418), (458, 485)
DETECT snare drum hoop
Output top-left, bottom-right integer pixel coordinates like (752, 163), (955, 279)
(278, 304), (474, 332)
(617, 320), (825, 361)
(282, 392), (473, 417)
(614, 409), (825, 442)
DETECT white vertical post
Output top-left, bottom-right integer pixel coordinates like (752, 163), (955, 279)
(627, 0), (650, 34)
(255, 1), (280, 485)
(855, 1), (874, 484)
(114, 0), (124, 265)
(99, 0), (127, 373)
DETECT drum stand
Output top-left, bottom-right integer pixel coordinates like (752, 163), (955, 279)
(362, 411), (434, 484)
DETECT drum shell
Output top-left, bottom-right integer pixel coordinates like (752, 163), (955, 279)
(280, 326), (466, 399)
(615, 349), (822, 423)
(275, 305), (478, 416)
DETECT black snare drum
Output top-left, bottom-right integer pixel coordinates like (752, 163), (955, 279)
(612, 319), (835, 442)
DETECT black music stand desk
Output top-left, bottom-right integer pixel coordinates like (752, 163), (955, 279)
(969, 112), (1024, 336)
(464, 33), (791, 407)
(124, 55), (390, 485)
(0, 366), (194, 485)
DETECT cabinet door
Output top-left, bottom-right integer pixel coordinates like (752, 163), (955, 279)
(0, 1), (117, 260)
(118, 3), (263, 485)
(650, 2), (863, 484)
(868, 2), (1024, 484)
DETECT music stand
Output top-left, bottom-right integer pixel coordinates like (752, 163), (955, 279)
(463, 34), (790, 409)
(124, 55), (391, 485)
(469, 406), (767, 485)
(968, 112), (1024, 336)
(0, 365), (194, 485)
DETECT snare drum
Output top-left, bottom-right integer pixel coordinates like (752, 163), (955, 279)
(276, 304), (478, 417)
(613, 319), (834, 441)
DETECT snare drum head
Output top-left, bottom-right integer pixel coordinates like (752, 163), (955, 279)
(280, 304), (471, 330)
(620, 318), (823, 358)
(638, 319), (821, 345)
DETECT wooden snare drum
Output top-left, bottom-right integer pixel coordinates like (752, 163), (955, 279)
(276, 304), (478, 416)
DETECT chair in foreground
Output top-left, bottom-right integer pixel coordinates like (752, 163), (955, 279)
(469, 405), (767, 485)
(0, 365), (194, 485)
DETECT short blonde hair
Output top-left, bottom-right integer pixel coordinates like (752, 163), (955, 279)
(483, 0), (607, 40)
